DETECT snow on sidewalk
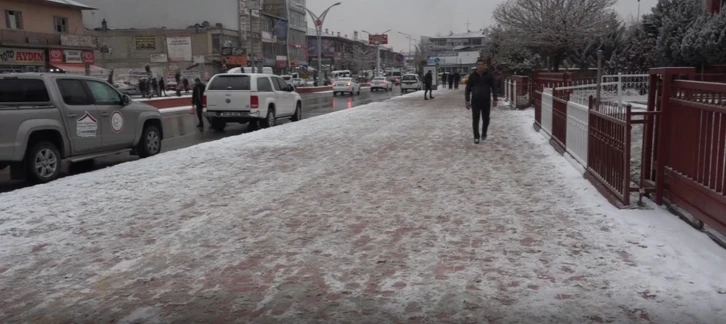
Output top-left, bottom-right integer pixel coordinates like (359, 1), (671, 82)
(0, 91), (725, 323)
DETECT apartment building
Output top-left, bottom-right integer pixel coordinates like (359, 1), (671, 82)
(0, 0), (100, 74)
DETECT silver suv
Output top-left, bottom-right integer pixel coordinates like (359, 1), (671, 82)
(0, 73), (164, 183)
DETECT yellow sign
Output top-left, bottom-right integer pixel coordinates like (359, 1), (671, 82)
(135, 36), (156, 50)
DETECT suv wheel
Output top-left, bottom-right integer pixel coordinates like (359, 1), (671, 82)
(26, 141), (61, 183)
(138, 125), (162, 158)
(211, 118), (227, 132)
(260, 108), (276, 128)
(291, 102), (302, 122)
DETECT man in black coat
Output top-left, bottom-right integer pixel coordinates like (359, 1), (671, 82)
(454, 72), (461, 90)
(465, 59), (498, 144)
(441, 72), (447, 89)
(423, 70), (434, 100)
(192, 78), (205, 130)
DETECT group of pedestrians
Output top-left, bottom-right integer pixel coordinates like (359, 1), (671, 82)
(421, 59), (498, 145)
(441, 72), (461, 90)
(139, 77), (166, 98)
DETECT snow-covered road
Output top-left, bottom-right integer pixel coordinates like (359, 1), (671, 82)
(1, 90), (725, 323)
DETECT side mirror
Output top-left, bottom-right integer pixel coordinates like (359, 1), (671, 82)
(122, 94), (131, 106)
(287, 85), (295, 92)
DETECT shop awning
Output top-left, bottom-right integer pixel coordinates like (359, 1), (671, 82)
(50, 63), (107, 75)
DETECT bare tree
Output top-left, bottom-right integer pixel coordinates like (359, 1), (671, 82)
(346, 42), (376, 73)
(494, 0), (619, 71)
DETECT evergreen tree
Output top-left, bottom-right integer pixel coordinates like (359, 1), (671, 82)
(651, 0), (702, 66)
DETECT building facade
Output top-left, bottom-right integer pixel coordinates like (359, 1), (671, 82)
(0, 0), (99, 74)
(420, 31), (487, 74)
(306, 29), (398, 75)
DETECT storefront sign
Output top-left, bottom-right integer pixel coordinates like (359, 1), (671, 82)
(136, 36), (156, 50)
(49, 49), (64, 63)
(64, 50), (83, 64)
(82, 51), (95, 64)
(166, 36), (192, 62)
(150, 53), (168, 63)
(0, 47), (45, 65)
(225, 56), (247, 66)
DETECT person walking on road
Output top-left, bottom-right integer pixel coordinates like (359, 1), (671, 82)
(441, 72), (447, 90)
(192, 78), (206, 131)
(448, 73), (454, 89)
(454, 71), (461, 90)
(158, 78), (166, 97)
(465, 59), (498, 144)
(424, 70), (434, 100)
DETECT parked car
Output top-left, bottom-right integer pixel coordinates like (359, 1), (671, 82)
(0, 73), (164, 183)
(293, 78), (305, 87)
(400, 74), (423, 93)
(281, 75), (295, 88)
(203, 73), (303, 132)
(333, 77), (361, 96)
(370, 76), (393, 91)
(114, 82), (141, 96)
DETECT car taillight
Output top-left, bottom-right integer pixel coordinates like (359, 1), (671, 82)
(202, 95), (207, 107)
(251, 95), (259, 109)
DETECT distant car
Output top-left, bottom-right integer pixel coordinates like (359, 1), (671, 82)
(370, 77), (393, 92)
(400, 74), (422, 93)
(114, 82), (141, 96)
(460, 74), (470, 84)
(333, 77), (361, 96)
(204, 73), (303, 131)
(281, 75), (295, 88)
(293, 78), (305, 87)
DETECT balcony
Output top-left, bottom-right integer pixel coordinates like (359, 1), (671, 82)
(0, 29), (61, 46)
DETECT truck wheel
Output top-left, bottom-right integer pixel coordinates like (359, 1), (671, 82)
(138, 125), (162, 158)
(26, 141), (61, 184)
(211, 118), (227, 132)
(291, 102), (302, 122)
(260, 108), (276, 128)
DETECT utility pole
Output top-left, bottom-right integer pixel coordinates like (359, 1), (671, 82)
(298, 2), (341, 83)
(398, 31), (413, 69)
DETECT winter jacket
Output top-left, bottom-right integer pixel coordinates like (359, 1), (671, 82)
(192, 83), (205, 106)
(424, 72), (433, 86)
(465, 70), (497, 105)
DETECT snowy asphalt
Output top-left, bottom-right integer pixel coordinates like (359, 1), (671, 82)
(0, 90), (725, 323)
(0, 87), (403, 193)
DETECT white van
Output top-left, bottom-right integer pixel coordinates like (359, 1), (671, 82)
(228, 67), (274, 74)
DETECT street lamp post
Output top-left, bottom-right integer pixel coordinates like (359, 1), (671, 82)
(298, 2), (341, 83)
(362, 29), (391, 77)
(398, 31), (413, 69)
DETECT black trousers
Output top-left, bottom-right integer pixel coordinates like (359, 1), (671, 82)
(448, 80), (453, 89)
(196, 104), (204, 127)
(471, 101), (491, 139)
(424, 84), (433, 98)
(454, 81), (459, 89)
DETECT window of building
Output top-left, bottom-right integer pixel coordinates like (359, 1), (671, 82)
(54, 16), (68, 33)
(5, 10), (22, 29)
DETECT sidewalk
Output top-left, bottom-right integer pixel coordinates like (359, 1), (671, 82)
(0, 90), (725, 323)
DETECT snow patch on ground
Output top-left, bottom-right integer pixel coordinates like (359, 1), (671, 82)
(0, 91), (724, 323)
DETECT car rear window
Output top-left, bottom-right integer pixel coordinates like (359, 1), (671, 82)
(0, 78), (50, 102)
(208, 75), (250, 90)
(402, 75), (417, 80)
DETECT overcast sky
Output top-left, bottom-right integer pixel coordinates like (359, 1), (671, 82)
(304, 0), (659, 52)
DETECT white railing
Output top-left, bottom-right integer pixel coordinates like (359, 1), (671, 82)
(541, 90), (554, 136)
(566, 101), (589, 166)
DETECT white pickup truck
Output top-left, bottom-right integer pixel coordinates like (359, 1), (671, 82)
(203, 73), (303, 131)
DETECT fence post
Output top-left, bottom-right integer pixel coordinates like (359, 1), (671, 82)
(506, 80), (510, 102)
(624, 104), (632, 206)
(513, 80), (517, 108)
(617, 72), (623, 108)
(595, 50), (603, 104)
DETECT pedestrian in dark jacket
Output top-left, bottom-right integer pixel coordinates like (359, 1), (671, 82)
(139, 79), (147, 98)
(192, 78), (205, 130)
(454, 72), (461, 90)
(150, 77), (158, 98)
(175, 71), (182, 96)
(465, 59), (498, 144)
(182, 78), (190, 94)
(158, 78), (166, 97)
(448, 73), (454, 89)
(424, 70), (434, 100)
(441, 73), (447, 89)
